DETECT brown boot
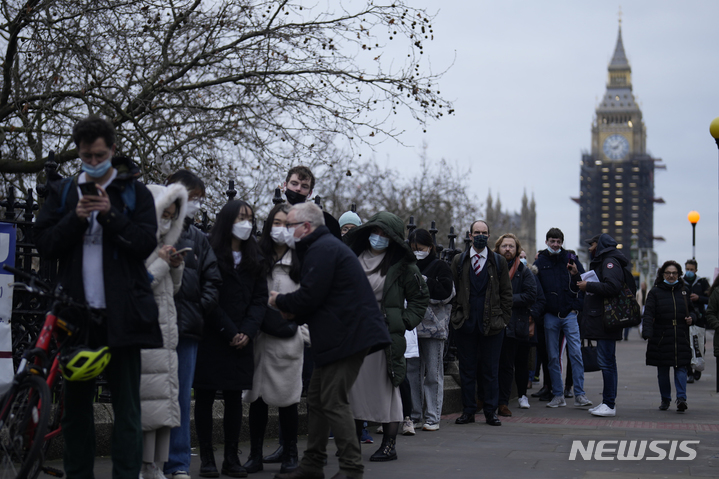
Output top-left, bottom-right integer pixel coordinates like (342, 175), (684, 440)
(497, 404), (512, 417)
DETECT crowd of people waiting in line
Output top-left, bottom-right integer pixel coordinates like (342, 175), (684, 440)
(30, 115), (714, 479)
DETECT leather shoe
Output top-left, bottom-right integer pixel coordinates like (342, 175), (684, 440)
(485, 413), (502, 426)
(274, 468), (324, 479)
(497, 405), (512, 417)
(531, 385), (550, 398)
(455, 413), (475, 424)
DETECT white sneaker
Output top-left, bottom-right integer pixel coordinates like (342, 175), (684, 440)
(141, 463), (166, 479)
(574, 395), (593, 407)
(588, 404), (601, 413)
(376, 425), (383, 434)
(402, 416), (416, 435)
(172, 472), (191, 479)
(518, 395), (530, 409)
(591, 403), (616, 417)
(546, 395), (566, 408)
(422, 422), (440, 431)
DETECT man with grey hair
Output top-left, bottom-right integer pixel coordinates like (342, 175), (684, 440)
(268, 202), (391, 479)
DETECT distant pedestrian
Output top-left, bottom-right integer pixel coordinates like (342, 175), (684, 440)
(683, 259), (710, 382)
(642, 260), (695, 412)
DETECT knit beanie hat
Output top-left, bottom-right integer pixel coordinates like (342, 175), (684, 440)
(339, 211), (362, 227)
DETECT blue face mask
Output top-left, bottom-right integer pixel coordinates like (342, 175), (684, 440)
(520, 258), (527, 266)
(547, 246), (561, 255)
(369, 233), (390, 251)
(664, 279), (679, 286)
(82, 157), (113, 179)
(685, 271), (696, 281)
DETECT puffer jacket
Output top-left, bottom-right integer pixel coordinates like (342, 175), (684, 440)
(345, 212), (430, 386)
(580, 234), (628, 341)
(450, 247), (513, 335)
(140, 184), (186, 430)
(173, 222), (222, 340)
(643, 281), (695, 368)
(505, 260), (537, 340)
(415, 252), (454, 340)
(702, 287), (719, 357)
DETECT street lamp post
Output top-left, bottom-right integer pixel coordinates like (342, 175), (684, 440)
(708, 117), (719, 392)
(687, 211), (700, 260)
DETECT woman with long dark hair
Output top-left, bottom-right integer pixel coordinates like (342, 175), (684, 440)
(344, 212), (429, 462)
(194, 200), (267, 478)
(242, 203), (307, 475)
(642, 260), (694, 412)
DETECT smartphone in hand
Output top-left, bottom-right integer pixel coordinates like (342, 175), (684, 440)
(170, 247), (193, 257)
(567, 252), (577, 265)
(78, 182), (99, 196)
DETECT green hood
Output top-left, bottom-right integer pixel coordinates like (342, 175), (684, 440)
(345, 211), (415, 262)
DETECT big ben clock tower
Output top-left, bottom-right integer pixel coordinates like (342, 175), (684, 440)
(575, 21), (663, 270)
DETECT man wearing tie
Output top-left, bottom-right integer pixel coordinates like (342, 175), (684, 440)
(450, 220), (513, 426)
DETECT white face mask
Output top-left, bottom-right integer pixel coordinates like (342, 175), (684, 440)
(286, 227), (299, 249)
(414, 250), (429, 260)
(232, 220), (253, 241)
(185, 200), (201, 218)
(270, 226), (293, 246)
(159, 218), (172, 236)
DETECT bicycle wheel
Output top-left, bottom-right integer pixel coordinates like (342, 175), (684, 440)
(0, 375), (51, 479)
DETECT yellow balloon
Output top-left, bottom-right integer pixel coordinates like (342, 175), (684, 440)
(688, 210), (700, 224)
(711, 117), (719, 139)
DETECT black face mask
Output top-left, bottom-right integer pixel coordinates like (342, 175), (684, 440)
(285, 189), (307, 205)
(473, 234), (488, 251)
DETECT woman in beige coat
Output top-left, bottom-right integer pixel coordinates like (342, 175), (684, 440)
(140, 184), (187, 479)
(242, 203), (309, 475)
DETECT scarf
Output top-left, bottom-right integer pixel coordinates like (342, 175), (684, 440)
(508, 257), (520, 280)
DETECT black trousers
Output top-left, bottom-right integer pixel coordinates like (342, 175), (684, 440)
(456, 326), (505, 416)
(194, 389), (243, 445)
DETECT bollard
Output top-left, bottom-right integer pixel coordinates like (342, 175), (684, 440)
(429, 220), (438, 246)
(272, 188), (284, 205)
(407, 216), (416, 236)
(351, 203), (357, 213)
(314, 196), (323, 210)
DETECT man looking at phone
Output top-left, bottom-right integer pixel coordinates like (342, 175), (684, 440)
(533, 228), (592, 409)
(35, 116), (161, 478)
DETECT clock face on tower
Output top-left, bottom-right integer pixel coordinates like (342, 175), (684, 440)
(603, 134), (630, 160)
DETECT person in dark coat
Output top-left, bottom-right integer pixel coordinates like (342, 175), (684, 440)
(34, 116), (160, 478)
(269, 202), (391, 479)
(576, 233), (628, 417)
(683, 258), (710, 382)
(163, 170), (222, 478)
(641, 260), (695, 412)
(524, 253), (546, 407)
(194, 200), (268, 478)
(492, 234), (536, 418)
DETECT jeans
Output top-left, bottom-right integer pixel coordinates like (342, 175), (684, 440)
(164, 338), (199, 474)
(456, 328), (504, 415)
(63, 347), (142, 479)
(657, 366), (687, 401)
(544, 312), (585, 397)
(596, 339), (617, 409)
(407, 338), (445, 425)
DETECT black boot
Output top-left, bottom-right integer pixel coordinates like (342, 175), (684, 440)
(280, 439), (299, 474)
(222, 442), (248, 478)
(199, 443), (220, 478)
(263, 444), (284, 463)
(369, 437), (397, 462)
(243, 440), (264, 474)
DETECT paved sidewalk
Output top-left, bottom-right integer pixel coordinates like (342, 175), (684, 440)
(44, 331), (719, 478)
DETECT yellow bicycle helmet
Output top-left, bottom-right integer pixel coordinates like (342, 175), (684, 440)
(59, 346), (111, 381)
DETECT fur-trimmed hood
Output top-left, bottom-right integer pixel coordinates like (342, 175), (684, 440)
(146, 184), (188, 248)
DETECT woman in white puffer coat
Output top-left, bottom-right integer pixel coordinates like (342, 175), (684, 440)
(140, 184), (187, 479)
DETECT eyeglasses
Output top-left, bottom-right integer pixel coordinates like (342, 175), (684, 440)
(285, 221), (308, 230)
(663, 271), (679, 277)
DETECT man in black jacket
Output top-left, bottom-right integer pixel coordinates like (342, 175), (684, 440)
(684, 259), (710, 382)
(163, 170), (222, 478)
(283, 165), (342, 238)
(269, 202), (390, 479)
(576, 233), (628, 417)
(34, 116), (161, 478)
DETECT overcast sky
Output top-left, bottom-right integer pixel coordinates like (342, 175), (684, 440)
(365, 1), (719, 278)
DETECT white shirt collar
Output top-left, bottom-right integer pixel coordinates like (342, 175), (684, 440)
(472, 246), (487, 257)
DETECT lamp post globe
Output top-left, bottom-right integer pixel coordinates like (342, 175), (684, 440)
(688, 211), (700, 260)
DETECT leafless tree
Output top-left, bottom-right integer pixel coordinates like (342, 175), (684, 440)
(0, 0), (452, 198)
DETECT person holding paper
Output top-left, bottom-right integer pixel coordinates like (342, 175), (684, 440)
(574, 233), (629, 417)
